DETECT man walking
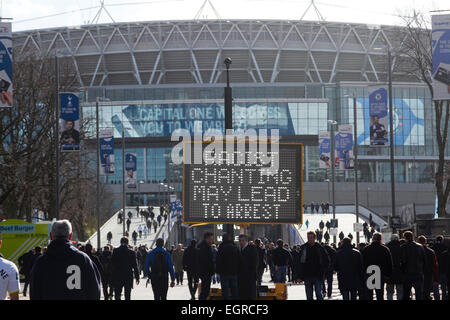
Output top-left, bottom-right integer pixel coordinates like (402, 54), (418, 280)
(107, 231), (113, 245)
(183, 239), (199, 300)
(254, 238), (266, 286)
(334, 237), (364, 300)
(297, 231), (330, 300)
(171, 244), (184, 285)
(110, 237), (140, 300)
(30, 220), (101, 300)
(272, 239), (292, 284)
(144, 238), (175, 300)
(418, 236), (439, 300)
(237, 234), (259, 300)
(216, 233), (240, 300)
(198, 232), (214, 300)
(400, 231), (426, 300)
(360, 232), (393, 300)
(386, 234), (404, 300)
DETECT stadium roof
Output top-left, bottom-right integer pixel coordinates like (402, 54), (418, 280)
(12, 19), (421, 87)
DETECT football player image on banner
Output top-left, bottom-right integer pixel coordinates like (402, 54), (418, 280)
(318, 131), (331, 168)
(125, 153), (137, 188)
(369, 87), (389, 146)
(59, 93), (80, 152)
(100, 129), (115, 175)
(0, 23), (13, 108)
(335, 124), (354, 170)
(432, 14), (450, 100)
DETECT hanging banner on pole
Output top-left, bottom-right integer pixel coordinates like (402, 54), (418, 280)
(319, 131), (331, 169)
(335, 124), (354, 170)
(432, 14), (450, 100)
(125, 153), (137, 188)
(100, 129), (115, 175)
(368, 87), (388, 146)
(0, 23), (12, 108)
(59, 93), (80, 152)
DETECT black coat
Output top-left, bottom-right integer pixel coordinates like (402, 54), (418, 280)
(386, 240), (403, 284)
(110, 245), (139, 288)
(297, 242), (330, 279)
(323, 244), (336, 274)
(216, 240), (240, 276)
(30, 239), (101, 300)
(238, 244), (259, 300)
(271, 246), (292, 267)
(182, 245), (199, 275)
(256, 246), (266, 270)
(197, 241), (214, 277)
(334, 244), (364, 290)
(400, 241), (426, 276)
(361, 241), (393, 278)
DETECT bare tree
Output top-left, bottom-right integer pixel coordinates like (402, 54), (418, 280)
(399, 10), (450, 217)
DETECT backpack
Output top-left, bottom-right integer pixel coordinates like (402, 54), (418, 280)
(152, 251), (168, 277)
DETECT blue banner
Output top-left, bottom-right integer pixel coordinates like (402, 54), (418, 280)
(369, 87), (389, 146)
(60, 93), (80, 152)
(432, 14), (450, 100)
(125, 153), (137, 188)
(0, 23), (12, 108)
(100, 129), (115, 175)
(335, 124), (354, 170)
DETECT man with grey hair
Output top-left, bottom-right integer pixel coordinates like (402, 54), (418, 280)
(360, 232), (393, 300)
(386, 234), (403, 300)
(30, 220), (101, 300)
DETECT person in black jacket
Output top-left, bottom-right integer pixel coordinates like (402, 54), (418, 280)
(322, 242), (336, 299)
(432, 235), (448, 300)
(99, 246), (113, 300)
(334, 238), (364, 300)
(183, 239), (199, 300)
(360, 232), (393, 300)
(197, 232), (214, 300)
(297, 231), (330, 300)
(254, 238), (266, 286)
(272, 239), (292, 284)
(19, 247), (41, 297)
(237, 234), (259, 300)
(110, 237), (140, 300)
(417, 236), (439, 300)
(216, 233), (240, 300)
(386, 234), (404, 300)
(84, 243), (105, 293)
(400, 231), (426, 300)
(30, 220), (101, 300)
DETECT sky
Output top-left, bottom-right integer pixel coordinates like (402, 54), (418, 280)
(2, 0), (450, 32)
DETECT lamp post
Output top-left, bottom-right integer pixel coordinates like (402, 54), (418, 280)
(345, 93), (360, 244)
(138, 180), (145, 208)
(328, 119), (338, 244)
(375, 45), (396, 233)
(223, 57), (235, 239)
(324, 179), (330, 204)
(121, 126), (131, 236)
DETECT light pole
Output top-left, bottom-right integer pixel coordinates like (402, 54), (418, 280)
(375, 45), (396, 233)
(345, 93), (360, 244)
(121, 126), (131, 236)
(138, 180), (145, 208)
(55, 55), (60, 221)
(223, 57), (235, 240)
(328, 119), (338, 244)
(324, 179), (330, 204)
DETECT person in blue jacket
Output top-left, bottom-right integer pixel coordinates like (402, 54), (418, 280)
(30, 220), (101, 300)
(144, 238), (175, 300)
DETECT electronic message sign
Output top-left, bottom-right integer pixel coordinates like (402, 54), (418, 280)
(183, 141), (302, 224)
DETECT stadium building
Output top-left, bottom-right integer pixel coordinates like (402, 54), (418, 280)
(12, 19), (449, 240)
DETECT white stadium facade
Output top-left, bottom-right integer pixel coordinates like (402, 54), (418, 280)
(12, 19), (449, 240)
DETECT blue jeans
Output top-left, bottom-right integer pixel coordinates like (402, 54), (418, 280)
(304, 277), (323, 300)
(220, 275), (239, 300)
(274, 266), (288, 283)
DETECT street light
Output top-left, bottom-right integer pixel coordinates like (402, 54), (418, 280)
(121, 125), (132, 236)
(374, 44), (396, 233)
(95, 97), (110, 250)
(324, 179), (330, 204)
(328, 119), (338, 244)
(344, 93), (360, 244)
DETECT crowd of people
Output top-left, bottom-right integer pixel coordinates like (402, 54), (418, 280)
(1, 218), (450, 301)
